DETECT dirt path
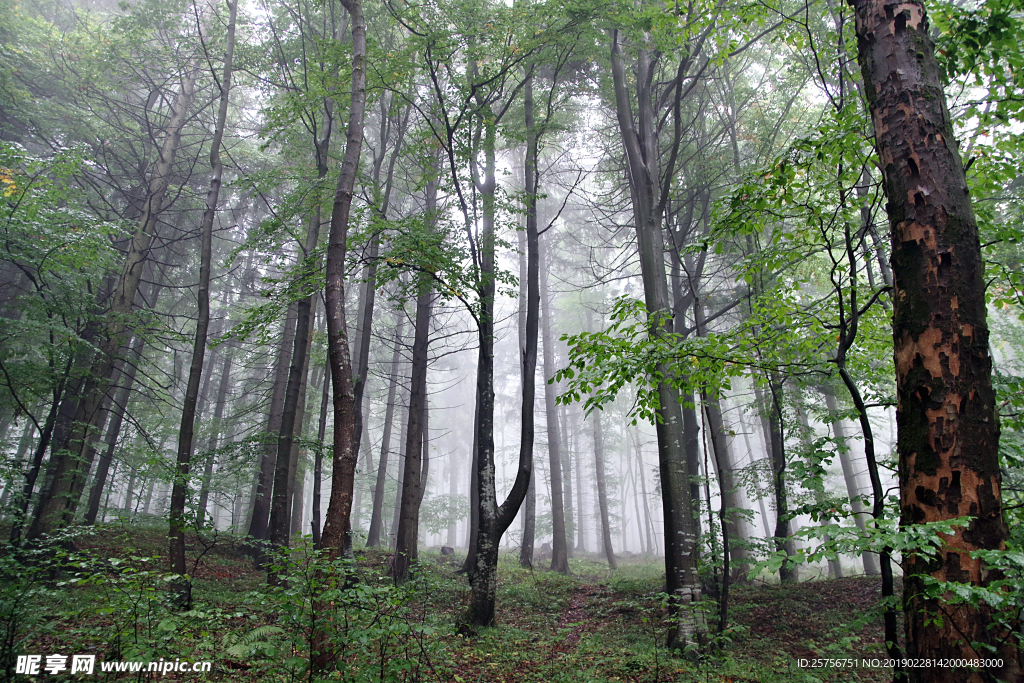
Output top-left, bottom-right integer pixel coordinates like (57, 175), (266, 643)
(551, 583), (609, 652)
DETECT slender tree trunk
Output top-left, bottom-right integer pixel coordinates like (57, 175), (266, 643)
(354, 101), (409, 463)
(0, 420), (35, 516)
(198, 352), (232, 529)
(269, 302), (315, 561)
(539, 235), (569, 574)
(592, 412), (616, 569)
(631, 428), (656, 556)
(102, 461), (119, 522)
(168, 10), (234, 607)
(313, 0), (366, 667)
(563, 405), (576, 556)
(311, 353), (330, 547)
(318, 0), (366, 554)
(464, 88), (535, 627)
(461, 404), (479, 568)
(448, 450), (460, 549)
(248, 302), (297, 541)
(793, 399), (842, 579)
(392, 138), (442, 581)
(702, 395), (750, 579)
(393, 280), (432, 583)
(391, 403), (409, 548)
(142, 479), (154, 516)
(574, 409), (588, 554)
(84, 318), (150, 525)
(737, 404), (773, 539)
(367, 307), (405, 547)
(820, 385), (879, 575)
(755, 382), (797, 583)
(517, 72), (540, 570)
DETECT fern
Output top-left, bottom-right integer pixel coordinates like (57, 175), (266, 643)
(224, 625), (284, 658)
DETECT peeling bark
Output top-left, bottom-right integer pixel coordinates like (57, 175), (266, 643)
(849, 0), (1020, 677)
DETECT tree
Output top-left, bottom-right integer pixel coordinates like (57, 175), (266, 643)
(848, 0), (1022, 678)
(169, 0), (237, 608)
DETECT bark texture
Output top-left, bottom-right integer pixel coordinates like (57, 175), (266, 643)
(849, 0), (1020, 678)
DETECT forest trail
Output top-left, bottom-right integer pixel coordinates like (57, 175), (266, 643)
(552, 583), (602, 652)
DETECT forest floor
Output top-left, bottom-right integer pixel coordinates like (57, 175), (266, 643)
(6, 523), (896, 682)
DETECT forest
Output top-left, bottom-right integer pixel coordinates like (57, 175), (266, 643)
(1, 0), (1022, 678)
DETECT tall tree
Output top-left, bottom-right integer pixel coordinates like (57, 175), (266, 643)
(849, 0), (1021, 678)
(168, 0), (236, 608)
(608, 25), (704, 647)
(539, 235), (569, 574)
(29, 66), (199, 541)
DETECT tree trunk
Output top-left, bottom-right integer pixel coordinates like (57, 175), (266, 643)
(793, 399), (842, 579)
(318, 0), (366, 555)
(248, 301), (298, 541)
(198, 352), (232, 529)
(393, 279), (432, 583)
(269, 299), (316, 562)
(84, 329), (148, 525)
(755, 382), (797, 583)
(367, 306), (405, 547)
(517, 72), (540, 570)
(539, 235), (569, 574)
(563, 406), (577, 556)
(737, 404), (773, 539)
(29, 72), (197, 541)
(592, 412), (616, 569)
(393, 136), (442, 581)
(464, 87), (535, 627)
(849, 0), (1020, 676)
(609, 31), (702, 647)
(311, 354), (330, 547)
(391, 403), (410, 548)
(448, 449), (460, 549)
(702, 395), (750, 579)
(353, 101), (409, 468)
(313, 0), (366, 667)
(820, 385), (879, 575)
(168, 11), (234, 605)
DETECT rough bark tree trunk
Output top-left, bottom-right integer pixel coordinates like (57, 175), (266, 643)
(849, 0), (1021, 677)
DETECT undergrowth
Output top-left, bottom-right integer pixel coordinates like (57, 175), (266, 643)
(2, 526), (892, 682)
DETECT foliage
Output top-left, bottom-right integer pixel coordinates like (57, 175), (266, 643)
(418, 494), (469, 536)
